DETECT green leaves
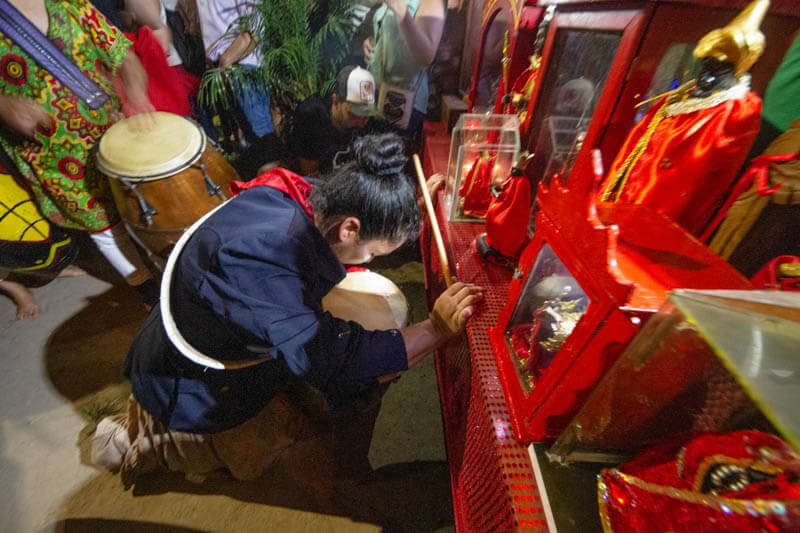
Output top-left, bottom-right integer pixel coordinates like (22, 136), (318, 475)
(197, 0), (358, 136)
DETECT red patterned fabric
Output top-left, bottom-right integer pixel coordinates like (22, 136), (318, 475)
(599, 431), (800, 532)
(0, 0), (131, 232)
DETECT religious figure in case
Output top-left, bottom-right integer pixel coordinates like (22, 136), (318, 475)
(598, 0), (768, 237)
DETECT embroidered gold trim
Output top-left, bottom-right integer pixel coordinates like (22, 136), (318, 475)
(600, 104), (666, 202)
(663, 75), (751, 117)
(597, 469), (796, 521)
(692, 454), (783, 493)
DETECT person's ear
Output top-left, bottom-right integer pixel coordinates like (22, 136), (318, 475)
(337, 216), (361, 244)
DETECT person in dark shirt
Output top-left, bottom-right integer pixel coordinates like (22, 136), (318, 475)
(288, 65), (378, 177)
(91, 133), (482, 488)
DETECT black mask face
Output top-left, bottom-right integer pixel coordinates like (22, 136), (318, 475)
(694, 57), (736, 97)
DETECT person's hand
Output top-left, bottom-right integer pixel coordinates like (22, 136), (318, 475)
(126, 94), (156, 116)
(363, 36), (375, 63)
(126, 110), (158, 134)
(430, 281), (483, 337)
(426, 172), (445, 204)
(0, 96), (52, 139)
(123, 79), (157, 121)
(384, 0), (408, 22)
(417, 172), (445, 211)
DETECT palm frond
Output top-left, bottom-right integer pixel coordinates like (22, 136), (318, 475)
(197, 0), (358, 138)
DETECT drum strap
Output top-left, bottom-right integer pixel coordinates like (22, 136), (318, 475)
(160, 201), (265, 370)
(0, 0), (109, 109)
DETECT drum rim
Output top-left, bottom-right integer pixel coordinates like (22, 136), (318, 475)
(96, 115), (207, 182)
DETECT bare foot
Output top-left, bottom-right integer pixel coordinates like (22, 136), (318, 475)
(0, 280), (41, 320)
(58, 264), (87, 277)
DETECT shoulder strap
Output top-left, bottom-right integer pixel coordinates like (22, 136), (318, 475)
(0, 0), (109, 109)
(160, 201), (265, 370)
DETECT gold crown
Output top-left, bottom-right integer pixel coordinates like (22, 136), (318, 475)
(694, 0), (769, 76)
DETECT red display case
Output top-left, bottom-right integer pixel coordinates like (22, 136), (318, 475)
(422, 1), (800, 530)
(488, 150), (754, 443)
(466, 1), (799, 183)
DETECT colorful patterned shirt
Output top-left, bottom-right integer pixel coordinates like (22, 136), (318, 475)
(0, 0), (130, 231)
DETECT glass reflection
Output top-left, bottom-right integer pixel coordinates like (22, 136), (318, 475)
(526, 29), (622, 185)
(505, 244), (589, 394)
(474, 11), (509, 110)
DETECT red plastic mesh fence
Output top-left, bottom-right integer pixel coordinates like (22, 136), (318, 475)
(422, 194), (549, 532)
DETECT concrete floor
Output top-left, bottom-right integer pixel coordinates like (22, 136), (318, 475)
(0, 242), (455, 532)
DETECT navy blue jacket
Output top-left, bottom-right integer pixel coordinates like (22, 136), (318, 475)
(125, 186), (408, 433)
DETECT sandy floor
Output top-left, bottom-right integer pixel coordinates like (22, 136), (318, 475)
(0, 242), (455, 532)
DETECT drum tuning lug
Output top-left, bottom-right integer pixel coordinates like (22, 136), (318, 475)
(197, 160), (226, 200)
(122, 178), (157, 225)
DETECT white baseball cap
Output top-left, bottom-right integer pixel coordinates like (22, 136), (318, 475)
(337, 66), (377, 117)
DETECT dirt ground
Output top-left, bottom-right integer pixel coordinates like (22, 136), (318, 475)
(0, 240), (455, 532)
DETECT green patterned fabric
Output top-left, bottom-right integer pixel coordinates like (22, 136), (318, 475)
(0, 0), (130, 231)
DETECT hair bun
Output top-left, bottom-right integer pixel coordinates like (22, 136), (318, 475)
(353, 133), (407, 176)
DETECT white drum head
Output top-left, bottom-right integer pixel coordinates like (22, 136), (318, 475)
(322, 271), (409, 330)
(96, 111), (206, 181)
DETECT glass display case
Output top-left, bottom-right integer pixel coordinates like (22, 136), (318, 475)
(445, 113), (520, 222)
(525, 27), (623, 185)
(505, 244), (589, 394)
(549, 290), (800, 463)
(534, 117), (590, 186)
(472, 11), (509, 111)
(488, 176), (754, 443)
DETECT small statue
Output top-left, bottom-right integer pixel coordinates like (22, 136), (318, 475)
(476, 153), (533, 262)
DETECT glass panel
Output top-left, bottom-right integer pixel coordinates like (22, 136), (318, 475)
(549, 290), (793, 463)
(669, 290), (800, 452)
(635, 42), (699, 121)
(445, 113), (520, 222)
(505, 244), (589, 394)
(473, 11), (509, 111)
(526, 29), (622, 185)
(458, 0), (492, 95)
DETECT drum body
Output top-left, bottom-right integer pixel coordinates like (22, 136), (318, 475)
(97, 112), (239, 259)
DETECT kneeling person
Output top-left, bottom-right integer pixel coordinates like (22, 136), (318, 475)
(92, 133), (481, 485)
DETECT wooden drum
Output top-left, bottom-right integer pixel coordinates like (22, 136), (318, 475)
(322, 270), (410, 330)
(96, 111), (239, 259)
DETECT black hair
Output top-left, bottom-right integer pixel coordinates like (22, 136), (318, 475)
(310, 133), (421, 243)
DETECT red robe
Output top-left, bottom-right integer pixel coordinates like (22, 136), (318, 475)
(599, 91), (761, 236)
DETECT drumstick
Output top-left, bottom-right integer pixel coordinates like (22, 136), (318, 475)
(413, 154), (453, 287)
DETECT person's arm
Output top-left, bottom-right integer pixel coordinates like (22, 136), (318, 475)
(385, 0), (445, 66)
(399, 281), (482, 368)
(118, 47), (156, 115)
(0, 95), (52, 139)
(218, 31), (257, 68)
(125, 0), (172, 55)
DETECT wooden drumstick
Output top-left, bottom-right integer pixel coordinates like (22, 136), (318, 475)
(413, 154), (453, 287)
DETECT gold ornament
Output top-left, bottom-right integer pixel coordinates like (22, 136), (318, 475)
(694, 0), (769, 76)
